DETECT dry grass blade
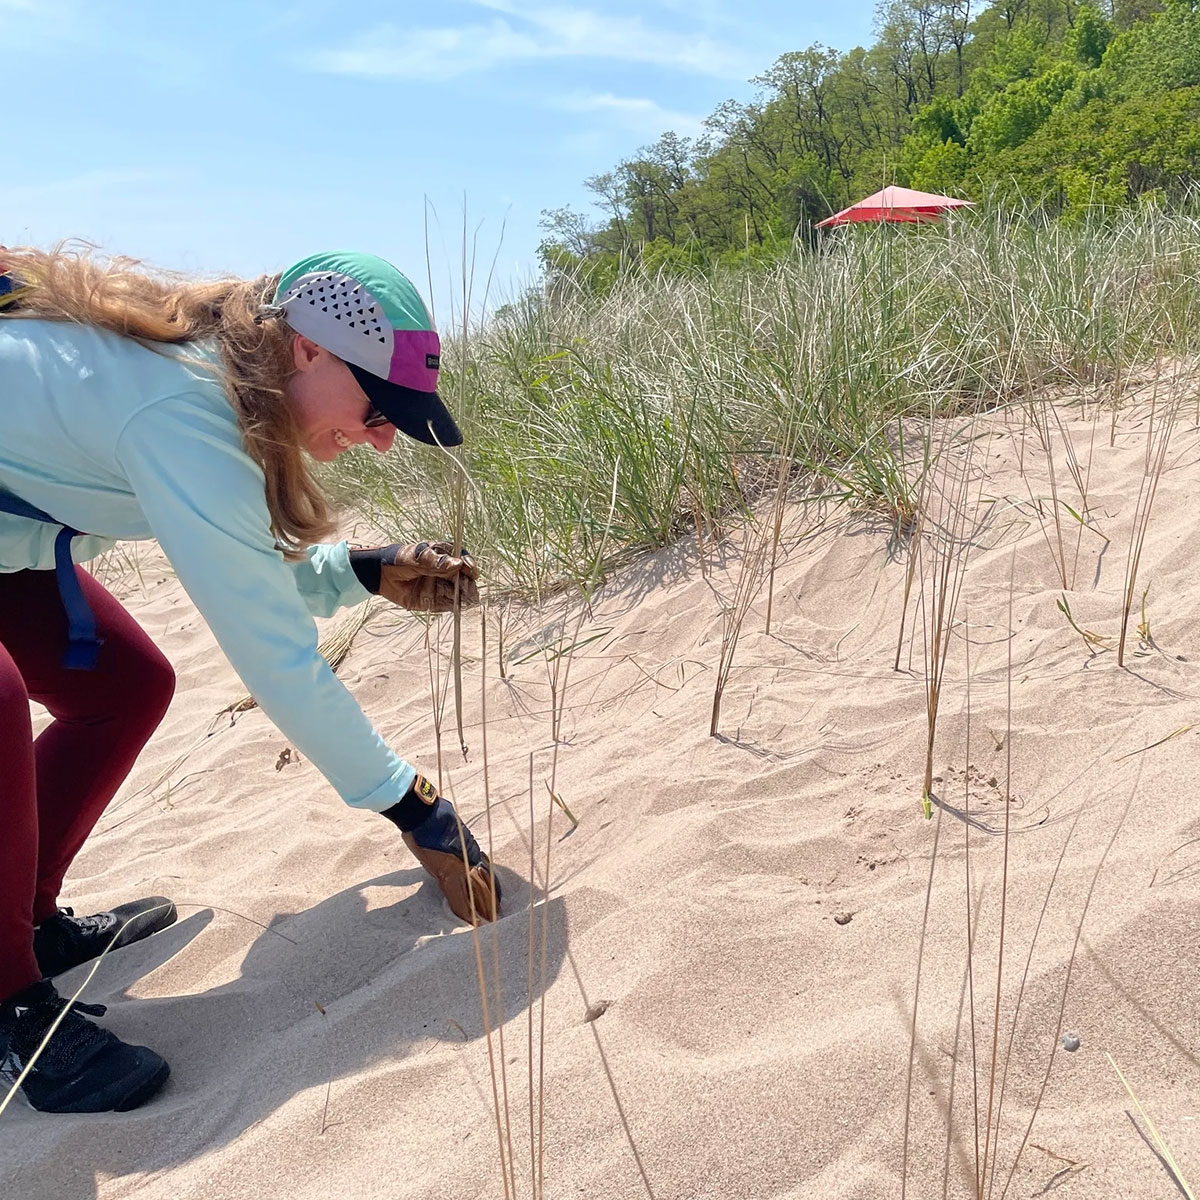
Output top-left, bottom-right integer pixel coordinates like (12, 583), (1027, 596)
(1055, 594), (1108, 655)
(986, 743), (1098, 1199)
(448, 459), (470, 761)
(445, 773), (514, 1200)
(534, 461), (621, 1196)
(1136, 583), (1153, 647)
(476, 607), (518, 1195)
(763, 452), (792, 635)
(1115, 723), (1196, 761)
(1021, 391), (1069, 590)
(978, 555), (1016, 1197)
(545, 780), (579, 828)
(563, 942), (658, 1199)
(528, 755), (539, 1196)
(1106, 1054), (1197, 1200)
(894, 506), (926, 673)
(903, 432), (985, 1196)
(425, 618), (447, 787)
(98, 726), (223, 833)
(900, 688), (951, 1199)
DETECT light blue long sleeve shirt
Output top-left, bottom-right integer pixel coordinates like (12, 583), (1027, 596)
(0, 319), (416, 810)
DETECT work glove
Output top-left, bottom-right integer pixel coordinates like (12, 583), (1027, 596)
(380, 776), (500, 924)
(349, 541), (479, 613)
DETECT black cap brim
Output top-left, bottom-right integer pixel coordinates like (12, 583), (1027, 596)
(347, 363), (463, 448)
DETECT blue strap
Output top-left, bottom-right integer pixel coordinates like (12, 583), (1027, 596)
(53, 525), (103, 670)
(0, 489), (103, 670)
(0, 490), (58, 523)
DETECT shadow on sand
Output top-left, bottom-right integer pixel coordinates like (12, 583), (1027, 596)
(0, 863), (565, 1200)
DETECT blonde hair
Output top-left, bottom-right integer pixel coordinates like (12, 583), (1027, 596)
(0, 242), (336, 556)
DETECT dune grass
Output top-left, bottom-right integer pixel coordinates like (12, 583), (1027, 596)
(330, 201), (1200, 601)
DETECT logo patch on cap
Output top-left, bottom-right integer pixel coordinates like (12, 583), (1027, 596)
(426, 353), (440, 370)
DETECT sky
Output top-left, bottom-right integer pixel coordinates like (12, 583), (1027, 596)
(4, 0), (879, 318)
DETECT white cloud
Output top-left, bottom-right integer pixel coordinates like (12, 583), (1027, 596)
(554, 92), (707, 139)
(302, 4), (755, 81)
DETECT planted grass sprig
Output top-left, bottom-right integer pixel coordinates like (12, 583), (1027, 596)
(709, 454), (788, 738)
(913, 422), (985, 817)
(1118, 364), (1183, 666)
(1055, 594), (1109, 655)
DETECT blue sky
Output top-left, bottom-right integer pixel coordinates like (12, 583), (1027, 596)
(6, 0), (878, 318)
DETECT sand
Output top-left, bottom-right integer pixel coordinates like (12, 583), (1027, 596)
(3, 391), (1199, 1200)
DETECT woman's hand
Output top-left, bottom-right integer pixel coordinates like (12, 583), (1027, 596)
(379, 774), (500, 924)
(349, 541), (479, 612)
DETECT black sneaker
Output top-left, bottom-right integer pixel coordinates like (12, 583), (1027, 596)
(0, 980), (169, 1112)
(34, 897), (178, 979)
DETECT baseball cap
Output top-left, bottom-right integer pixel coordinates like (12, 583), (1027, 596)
(273, 251), (462, 447)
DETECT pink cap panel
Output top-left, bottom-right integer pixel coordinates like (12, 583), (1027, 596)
(388, 328), (442, 393)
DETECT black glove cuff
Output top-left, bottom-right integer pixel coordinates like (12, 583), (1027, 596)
(349, 546), (398, 595)
(379, 776), (438, 832)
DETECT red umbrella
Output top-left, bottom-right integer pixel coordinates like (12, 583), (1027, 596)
(816, 185), (974, 229)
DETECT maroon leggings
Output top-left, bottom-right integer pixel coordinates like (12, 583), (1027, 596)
(0, 568), (174, 1001)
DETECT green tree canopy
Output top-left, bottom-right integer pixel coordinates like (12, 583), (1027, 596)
(538, 0), (1200, 286)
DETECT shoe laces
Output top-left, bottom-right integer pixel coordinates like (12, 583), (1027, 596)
(55, 907), (117, 938)
(5, 983), (110, 1073)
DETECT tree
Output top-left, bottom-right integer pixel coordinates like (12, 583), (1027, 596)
(539, 0), (1200, 275)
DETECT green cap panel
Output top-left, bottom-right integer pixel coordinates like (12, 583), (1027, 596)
(275, 252), (434, 333)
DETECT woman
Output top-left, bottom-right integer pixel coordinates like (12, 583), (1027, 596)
(0, 246), (500, 1115)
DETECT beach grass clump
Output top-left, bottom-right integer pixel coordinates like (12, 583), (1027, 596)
(329, 201), (1200, 598)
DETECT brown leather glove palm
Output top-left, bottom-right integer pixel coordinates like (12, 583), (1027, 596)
(349, 541), (479, 613)
(380, 775), (500, 925)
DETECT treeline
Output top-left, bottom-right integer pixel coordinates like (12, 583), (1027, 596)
(539, 0), (1200, 283)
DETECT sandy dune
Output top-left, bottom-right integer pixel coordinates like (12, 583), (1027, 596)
(3, 393), (1199, 1200)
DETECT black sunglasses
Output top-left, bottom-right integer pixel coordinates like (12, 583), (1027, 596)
(363, 403), (391, 429)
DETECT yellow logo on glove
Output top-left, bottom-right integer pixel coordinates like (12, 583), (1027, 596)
(414, 776), (438, 805)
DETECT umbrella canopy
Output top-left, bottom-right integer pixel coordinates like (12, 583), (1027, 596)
(816, 185), (974, 229)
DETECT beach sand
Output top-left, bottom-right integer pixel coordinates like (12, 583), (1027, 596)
(3, 393), (1199, 1199)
